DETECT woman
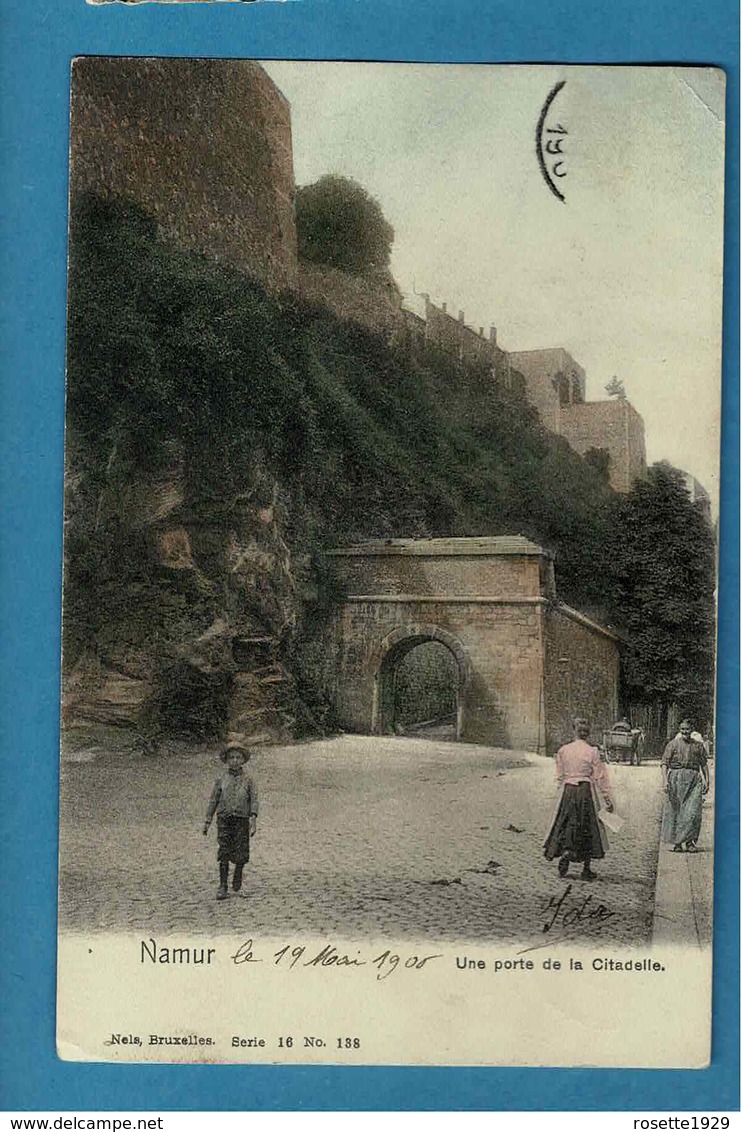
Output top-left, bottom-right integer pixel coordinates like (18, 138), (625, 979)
(544, 717), (614, 880)
(661, 719), (710, 852)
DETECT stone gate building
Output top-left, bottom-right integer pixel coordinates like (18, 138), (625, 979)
(329, 536), (620, 753)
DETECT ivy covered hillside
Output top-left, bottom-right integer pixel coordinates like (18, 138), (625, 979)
(62, 193), (715, 747)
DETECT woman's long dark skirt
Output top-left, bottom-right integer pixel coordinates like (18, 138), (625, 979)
(544, 782), (605, 862)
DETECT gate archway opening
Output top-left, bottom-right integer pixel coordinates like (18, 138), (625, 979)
(372, 625), (469, 741)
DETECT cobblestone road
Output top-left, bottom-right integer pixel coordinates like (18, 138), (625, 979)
(59, 735), (663, 947)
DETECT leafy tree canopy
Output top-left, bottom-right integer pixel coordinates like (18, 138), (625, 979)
(606, 461), (716, 724)
(295, 174), (394, 276)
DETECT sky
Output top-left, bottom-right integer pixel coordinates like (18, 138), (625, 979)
(265, 63), (726, 508)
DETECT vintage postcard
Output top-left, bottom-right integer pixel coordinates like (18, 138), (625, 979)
(57, 59), (725, 1067)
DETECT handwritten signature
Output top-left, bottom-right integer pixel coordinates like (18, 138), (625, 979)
(541, 883), (616, 934)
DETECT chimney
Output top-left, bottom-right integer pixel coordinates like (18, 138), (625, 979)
(441, 302), (447, 314)
(489, 326), (497, 345)
(458, 310), (465, 323)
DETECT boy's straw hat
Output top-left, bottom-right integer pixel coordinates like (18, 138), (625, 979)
(220, 735), (250, 762)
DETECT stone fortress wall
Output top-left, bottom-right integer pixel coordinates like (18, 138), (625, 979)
(69, 57), (652, 498)
(559, 397), (647, 494)
(70, 57), (298, 292)
(400, 304), (646, 494)
(508, 348), (586, 434)
(403, 296), (516, 387)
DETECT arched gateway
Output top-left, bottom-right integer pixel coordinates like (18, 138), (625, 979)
(328, 536), (620, 753)
(373, 623), (470, 739)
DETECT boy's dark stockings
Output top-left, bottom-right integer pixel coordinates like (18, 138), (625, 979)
(217, 861), (229, 899)
(233, 863), (244, 892)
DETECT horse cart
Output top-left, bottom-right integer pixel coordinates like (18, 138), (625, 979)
(602, 727), (644, 765)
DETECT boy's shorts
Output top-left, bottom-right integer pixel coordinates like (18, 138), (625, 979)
(216, 813), (250, 864)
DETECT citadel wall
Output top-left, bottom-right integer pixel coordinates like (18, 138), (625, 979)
(70, 57), (298, 292)
(423, 301), (494, 366)
(420, 298), (514, 385)
(559, 399), (647, 493)
(543, 606), (620, 753)
(69, 56), (647, 499)
(507, 348), (587, 434)
(298, 261), (404, 338)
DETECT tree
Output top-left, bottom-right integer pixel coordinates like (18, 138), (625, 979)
(607, 462), (716, 731)
(605, 375), (626, 400)
(295, 175), (394, 275)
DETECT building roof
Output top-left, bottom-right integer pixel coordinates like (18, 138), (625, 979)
(328, 535), (552, 558)
(555, 603), (622, 643)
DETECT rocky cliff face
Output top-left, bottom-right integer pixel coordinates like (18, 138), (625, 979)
(62, 437), (316, 748)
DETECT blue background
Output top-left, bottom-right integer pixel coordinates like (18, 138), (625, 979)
(1, 0), (738, 1111)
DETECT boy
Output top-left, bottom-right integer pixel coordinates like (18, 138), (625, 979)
(203, 741), (258, 900)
